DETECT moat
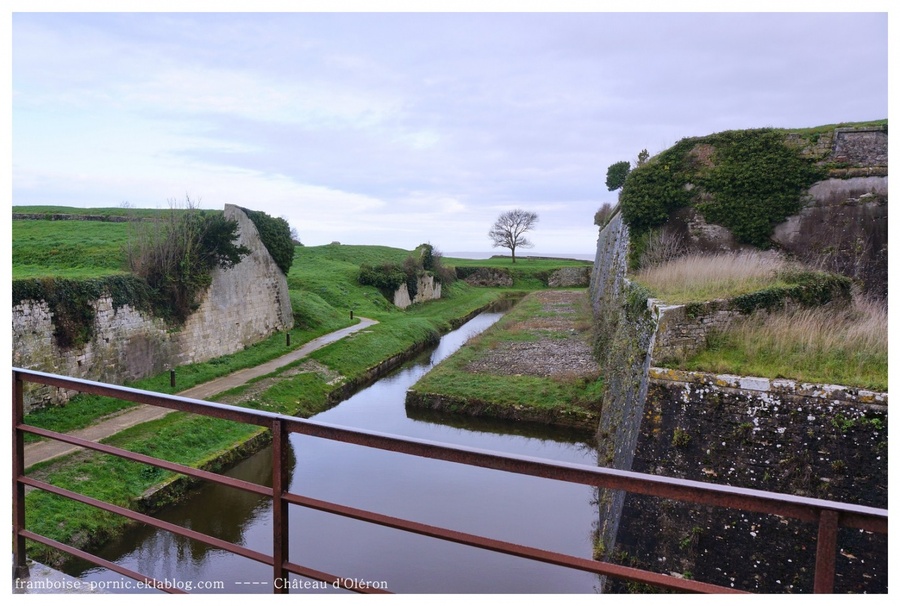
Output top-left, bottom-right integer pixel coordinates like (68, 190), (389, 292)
(63, 311), (603, 593)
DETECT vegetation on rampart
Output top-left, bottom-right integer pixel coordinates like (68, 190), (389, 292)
(619, 128), (825, 256)
(634, 251), (883, 390)
(683, 297), (887, 391)
(239, 207), (294, 274)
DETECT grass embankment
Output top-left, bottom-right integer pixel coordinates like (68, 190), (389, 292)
(634, 252), (887, 390)
(408, 291), (602, 429)
(633, 251), (791, 304)
(447, 254), (591, 290)
(18, 231), (582, 566)
(682, 298), (888, 391)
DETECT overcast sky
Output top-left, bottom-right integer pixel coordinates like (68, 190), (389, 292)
(9, 6), (890, 255)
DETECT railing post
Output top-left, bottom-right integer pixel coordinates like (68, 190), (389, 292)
(813, 509), (839, 593)
(12, 370), (28, 578)
(271, 418), (290, 593)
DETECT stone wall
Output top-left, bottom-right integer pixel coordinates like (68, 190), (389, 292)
(547, 266), (591, 287)
(588, 204), (887, 592)
(831, 127), (888, 167)
(610, 368), (888, 592)
(12, 205), (293, 411)
(392, 273), (442, 309)
(589, 212), (659, 571)
(773, 176), (887, 298)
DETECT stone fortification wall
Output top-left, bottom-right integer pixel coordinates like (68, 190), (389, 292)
(588, 212), (658, 570)
(13, 205), (293, 411)
(831, 127), (888, 169)
(588, 203), (887, 592)
(174, 205), (293, 364)
(392, 273), (442, 309)
(773, 176), (887, 298)
(614, 368), (887, 592)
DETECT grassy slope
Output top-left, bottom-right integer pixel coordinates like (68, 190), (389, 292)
(15, 220), (590, 563)
(12, 220), (132, 279)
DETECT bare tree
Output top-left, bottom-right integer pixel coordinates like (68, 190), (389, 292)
(488, 209), (538, 263)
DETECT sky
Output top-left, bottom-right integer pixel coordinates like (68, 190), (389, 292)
(7, 3), (891, 256)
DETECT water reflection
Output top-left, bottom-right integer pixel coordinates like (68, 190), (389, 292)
(68, 308), (601, 593)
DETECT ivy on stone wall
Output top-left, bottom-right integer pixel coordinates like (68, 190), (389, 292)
(619, 129), (826, 250)
(12, 275), (154, 348)
(239, 207), (294, 275)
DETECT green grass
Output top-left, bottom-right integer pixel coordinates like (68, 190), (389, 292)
(410, 291), (603, 420)
(12, 220), (132, 278)
(446, 254), (592, 290)
(14, 205), (179, 219)
(681, 299), (887, 391)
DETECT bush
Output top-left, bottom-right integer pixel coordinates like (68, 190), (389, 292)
(594, 203), (616, 227)
(126, 202), (249, 322)
(239, 207), (294, 274)
(619, 129), (825, 247)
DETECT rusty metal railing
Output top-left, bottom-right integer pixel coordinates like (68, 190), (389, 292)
(13, 368), (887, 594)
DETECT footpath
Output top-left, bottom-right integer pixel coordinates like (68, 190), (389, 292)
(23, 317), (378, 468)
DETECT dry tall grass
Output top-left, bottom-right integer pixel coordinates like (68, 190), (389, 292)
(635, 251), (786, 303)
(694, 297), (887, 390)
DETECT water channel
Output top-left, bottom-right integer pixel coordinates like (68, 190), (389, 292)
(65, 309), (602, 593)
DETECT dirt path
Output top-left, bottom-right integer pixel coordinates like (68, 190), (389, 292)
(23, 317), (378, 468)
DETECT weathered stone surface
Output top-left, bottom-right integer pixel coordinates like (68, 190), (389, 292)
(547, 266), (590, 287)
(461, 267), (513, 287)
(392, 273), (442, 309)
(13, 205), (293, 411)
(589, 200), (888, 592)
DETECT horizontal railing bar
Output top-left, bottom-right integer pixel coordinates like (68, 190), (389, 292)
(284, 492), (744, 594)
(14, 367), (276, 427)
(13, 368), (887, 534)
(284, 418), (888, 531)
(19, 423), (273, 498)
(19, 530), (187, 594)
(280, 562), (392, 594)
(14, 368), (888, 595)
(20, 477), (274, 567)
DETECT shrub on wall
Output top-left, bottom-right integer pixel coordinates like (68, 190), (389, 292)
(239, 207), (294, 275)
(619, 129), (826, 253)
(127, 206), (250, 323)
(358, 262), (407, 292)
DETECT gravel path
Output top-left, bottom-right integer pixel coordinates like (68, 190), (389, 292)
(463, 290), (599, 379)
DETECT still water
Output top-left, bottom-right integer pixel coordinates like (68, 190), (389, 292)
(67, 310), (602, 593)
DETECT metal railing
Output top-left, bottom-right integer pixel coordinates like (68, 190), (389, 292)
(13, 368), (888, 594)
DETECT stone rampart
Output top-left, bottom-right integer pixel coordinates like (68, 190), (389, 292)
(12, 205), (293, 411)
(392, 273), (442, 309)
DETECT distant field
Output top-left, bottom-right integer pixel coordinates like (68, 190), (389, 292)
(443, 255), (591, 269)
(12, 220), (132, 278)
(13, 205), (185, 219)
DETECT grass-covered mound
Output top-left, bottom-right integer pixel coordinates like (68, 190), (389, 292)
(407, 290), (602, 430)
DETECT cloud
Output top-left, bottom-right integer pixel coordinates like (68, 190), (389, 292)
(11, 11), (889, 254)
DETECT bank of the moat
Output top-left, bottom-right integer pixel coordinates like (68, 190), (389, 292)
(589, 211), (887, 593)
(406, 290), (602, 431)
(21, 297), (520, 569)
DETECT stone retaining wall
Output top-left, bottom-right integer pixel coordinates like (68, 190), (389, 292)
(13, 205), (293, 411)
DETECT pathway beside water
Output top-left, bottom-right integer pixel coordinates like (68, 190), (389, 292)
(64, 310), (602, 594)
